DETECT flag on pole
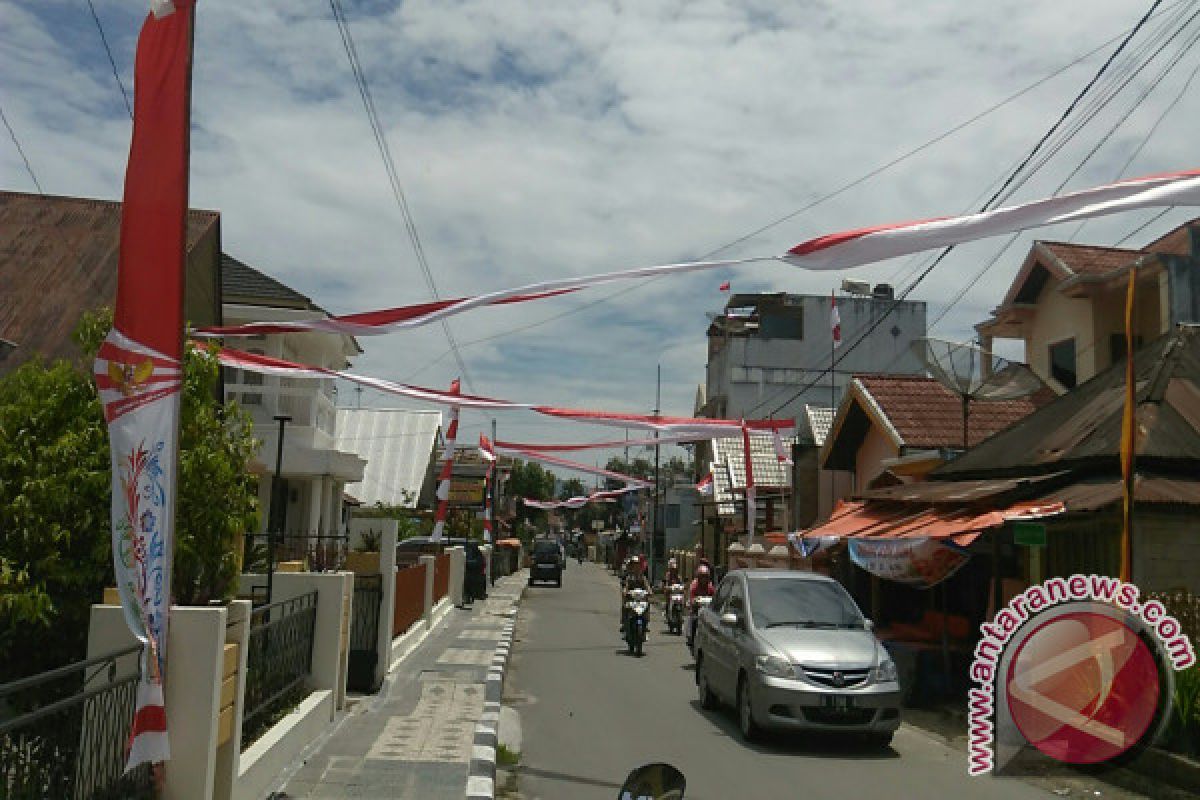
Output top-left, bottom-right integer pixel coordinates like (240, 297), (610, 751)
(696, 472), (714, 496)
(1119, 267), (1138, 582)
(431, 380), (461, 541)
(719, 281), (731, 292)
(830, 292), (841, 348)
(92, 0), (194, 771)
(479, 434), (496, 543)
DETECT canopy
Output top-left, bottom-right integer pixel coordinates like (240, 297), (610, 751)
(800, 499), (1065, 546)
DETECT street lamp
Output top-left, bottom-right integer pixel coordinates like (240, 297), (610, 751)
(266, 414), (291, 605)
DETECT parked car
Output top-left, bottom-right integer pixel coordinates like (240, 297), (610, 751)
(693, 569), (901, 746)
(395, 536), (487, 602)
(529, 539), (563, 587)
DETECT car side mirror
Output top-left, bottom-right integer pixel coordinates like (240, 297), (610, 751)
(720, 612), (740, 627)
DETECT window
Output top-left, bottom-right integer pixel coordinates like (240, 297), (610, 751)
(746, 576), (865, 629)
(1048, 338), (1077, 389)
(759, 308), (804, 339)
(712, 579), (733, 613)
(727, 580), (745, 612)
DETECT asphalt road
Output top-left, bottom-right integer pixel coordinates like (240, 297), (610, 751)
(505, 561), (1064, 800)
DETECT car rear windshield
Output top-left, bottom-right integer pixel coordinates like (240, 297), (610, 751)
(747, 577), (865, 629)
(533, 542), (559, 555)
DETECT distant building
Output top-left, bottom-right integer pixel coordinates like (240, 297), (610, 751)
(977, 219), (1200, 392)
(700, 289), (927, 423)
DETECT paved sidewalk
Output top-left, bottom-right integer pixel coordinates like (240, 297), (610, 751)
(271, 571), (527, 800)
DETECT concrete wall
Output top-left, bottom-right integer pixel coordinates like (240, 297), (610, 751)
(854, 423), (898, 494)
(271, 571), (353, 713)
(1027, 279), (1095, 391)
(1135, 511), (1200, 593)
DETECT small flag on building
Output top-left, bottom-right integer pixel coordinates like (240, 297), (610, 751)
(830, 292), (841, 348)
(719, 281), (731, 292)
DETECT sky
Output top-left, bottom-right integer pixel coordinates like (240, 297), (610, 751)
(4, 0), (1200, 477)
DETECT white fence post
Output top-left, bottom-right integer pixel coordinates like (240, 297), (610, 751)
(214, 599), (251, 800)
(449, 546), (465, 606)
(375, 522), (398, 689)
(272, 571), (354, 715)
(420, 554), (436, 630)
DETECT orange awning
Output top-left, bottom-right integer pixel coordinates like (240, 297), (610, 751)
(800, 500), (1064, 546)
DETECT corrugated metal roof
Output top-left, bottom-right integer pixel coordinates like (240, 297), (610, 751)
(863, 472), (1066, 504)
(335, 408), (441, 507)
(1037, 475), (1200, 511)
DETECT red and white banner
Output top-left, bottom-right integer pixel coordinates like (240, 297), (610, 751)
(522, 485), (643, 510)
(494, 443), (653, 487)
(93, 0), (194, 771)
(847, 538), (972, 589)
(495, 433), (704, 451)
(742, 423), (755, 543)
(431, 380), (461, 541)
(479, 434), (496, 543)
(196, 169), (1200, 340)
(830, 292), (841, 348)
(696, 472), (714, 496)
(215, 348), (794, 439)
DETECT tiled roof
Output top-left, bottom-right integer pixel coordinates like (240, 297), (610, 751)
(1141, 217), (1200, 256)
(855, 374), (1045, 449)
(713, 432), (792, 489)
(710, 460), (738, 517)
(221, 253), (317, 309)
(804, 405), (834, 447)
(0, 191), (219, 370)
(1039, 241), (1138, 276)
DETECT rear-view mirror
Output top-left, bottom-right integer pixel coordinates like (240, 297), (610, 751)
(619, 762), (686, 800)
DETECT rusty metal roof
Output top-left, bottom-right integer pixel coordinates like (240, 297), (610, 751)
(936, 325), (1200, 479)
(0, 191), (219, 371)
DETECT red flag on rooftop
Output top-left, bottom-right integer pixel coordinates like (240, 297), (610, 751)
(719, 281), (731, 292)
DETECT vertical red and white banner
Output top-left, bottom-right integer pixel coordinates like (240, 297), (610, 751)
(479, 434), (497, 543)
(91, 0), (194, 771)
(830, 291), (841, 348)
(431, 380), (462, 541)
(742, 422), (755, 544)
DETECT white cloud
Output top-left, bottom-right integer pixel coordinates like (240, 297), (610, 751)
(5, 0), (1200, 465)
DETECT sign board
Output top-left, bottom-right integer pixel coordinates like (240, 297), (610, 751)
(1012, 521), (1047, 547)
(449, 479), (485, 507)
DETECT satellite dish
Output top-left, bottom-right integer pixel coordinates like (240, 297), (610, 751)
(911, 337), (1045, 448)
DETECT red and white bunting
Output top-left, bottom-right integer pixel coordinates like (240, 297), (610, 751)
(93, 0), (194, 772)
(522, 486), (642, 511)
(494, 443), (653, 487)
(696, 472), (714, 496)
(830, 292), (841, 349)
(431, 380), (461, 542)
(479, 434), (496, 543)
(195, 169), (1200, 340)
(495, 433), (704, 451)
(214, 348), (794, 438)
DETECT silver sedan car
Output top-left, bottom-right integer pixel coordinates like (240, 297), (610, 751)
(693, 569), (902, 745)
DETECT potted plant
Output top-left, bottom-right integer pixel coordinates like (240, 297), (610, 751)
(345, 529), (383, 574)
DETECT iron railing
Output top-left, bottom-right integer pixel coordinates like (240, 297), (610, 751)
(241, 591), (317, 749)
(0, 643), (153, 800)
(347, 575), (383, 693)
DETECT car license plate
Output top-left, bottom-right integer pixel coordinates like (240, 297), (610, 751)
(821, 695), (854, 710)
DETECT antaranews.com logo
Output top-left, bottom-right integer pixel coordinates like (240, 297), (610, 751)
(967, 575), (1196, 776)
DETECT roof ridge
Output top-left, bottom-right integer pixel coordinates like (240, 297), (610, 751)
(0, 190), (219, 217)
(1038, 240), (1139, 254)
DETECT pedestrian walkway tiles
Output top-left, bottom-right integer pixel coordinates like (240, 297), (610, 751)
(436, 647), (495, 666)
(365, 679), (482, 763)
(454, 629), (503, 640)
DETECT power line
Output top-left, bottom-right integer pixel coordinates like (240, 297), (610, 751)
(327, 0), (477, 397)
(754, 0), (1170, 418)
(1, 103), (42, 193)
(84, 0), (133, 119)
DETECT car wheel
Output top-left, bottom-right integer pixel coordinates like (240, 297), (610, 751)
(866, 732), (893, 749)
(737, 674), (762, 742)
(696, 656), (716, 710)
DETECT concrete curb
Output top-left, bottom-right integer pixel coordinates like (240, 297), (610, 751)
(466, 574), (525, 800)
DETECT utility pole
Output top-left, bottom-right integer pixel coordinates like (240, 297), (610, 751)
(652, 363), (661, 583)
(267, 414), (291, 605)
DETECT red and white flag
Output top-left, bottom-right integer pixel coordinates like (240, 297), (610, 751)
(479, 434), (496, 543)
(719, 281), (731, 292)
(696, 472), (714, 496)
(830, 292), (841, 349)
(431, 380), (461, 541)
(93, 0), (194, 771)
(196, 169), (1200, 340)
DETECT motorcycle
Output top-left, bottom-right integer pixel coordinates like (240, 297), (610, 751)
(664, 583), (686, 635)
(618, 763), (686, 799)
(624, 587), (650, 656)
(686, 595), (712, 655)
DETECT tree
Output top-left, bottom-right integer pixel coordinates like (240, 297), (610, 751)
(0, 309), (260, 679)
(506, 460), (555, 539)
(558, 478), (586, 501)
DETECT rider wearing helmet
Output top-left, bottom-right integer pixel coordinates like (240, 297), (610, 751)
(662, 557), (682, 589)
(619, 552), (652, 632)
(688, 563), (716, 604)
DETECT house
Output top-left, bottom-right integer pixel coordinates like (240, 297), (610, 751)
(0, 191), (221, 373)
(220, 254), (366, 540)
(700, 289), (927, 422)
(977, 219), (1200, 392)
(334, 407), (441, 509)
(790, 404), (854, 527)
(820, 374), (1048, 495)
(699, 431), (794, 564)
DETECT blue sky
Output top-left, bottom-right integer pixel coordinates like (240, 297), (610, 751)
(5, 0), (1200, 471)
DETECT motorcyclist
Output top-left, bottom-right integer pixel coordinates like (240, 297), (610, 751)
(662, 558), (682, 589)
(686, 564), (716, 646)
(619, 554), (652, 633)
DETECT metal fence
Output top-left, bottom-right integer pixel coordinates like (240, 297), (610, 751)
(245, 531), (349, 574)
(0, 643), (153, 800)
(347, 575), (383, 693)
(1150, 588), (1200, 645)
(241, 591), (318, 749)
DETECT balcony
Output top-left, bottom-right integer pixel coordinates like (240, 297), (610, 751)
(224, 369), (337, 444)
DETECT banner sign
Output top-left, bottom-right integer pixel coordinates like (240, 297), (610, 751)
(92, 0), (194, 771)
(847, 537), (971, 588)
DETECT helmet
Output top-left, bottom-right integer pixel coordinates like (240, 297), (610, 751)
(696, 564), (711, 579)
(667, 558), (677, 569)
